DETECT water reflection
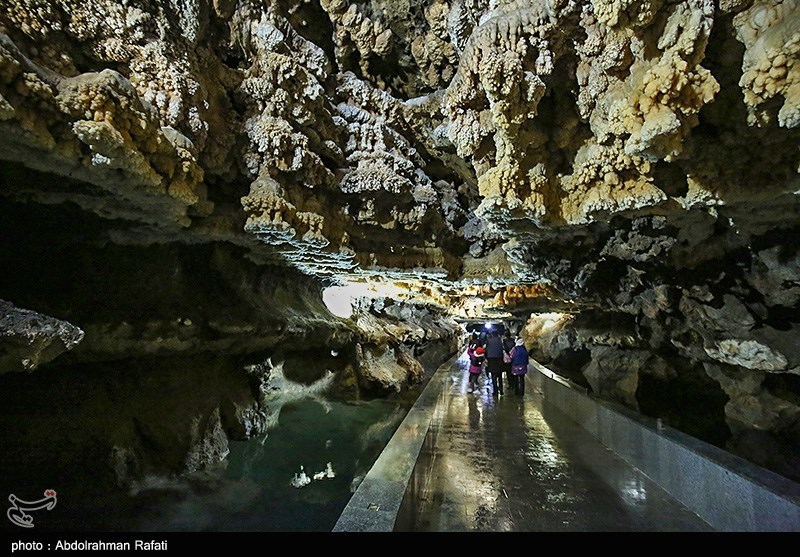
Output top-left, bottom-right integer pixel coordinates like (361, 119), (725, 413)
(131, 397), (409, 532)
(620, 477), (648, 506)
(411, 356), (712, 531)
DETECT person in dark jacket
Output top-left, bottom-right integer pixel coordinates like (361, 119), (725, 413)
(466, 345), (485, 394)
(484, 331), (505, 396)
(508, 338), (530, 396)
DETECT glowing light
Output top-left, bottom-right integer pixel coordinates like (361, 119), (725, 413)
(484, 323), (493, 330)
(322, 281), (407, 319)
(323, 285), (358, 318)
(531, 312), (570, 333)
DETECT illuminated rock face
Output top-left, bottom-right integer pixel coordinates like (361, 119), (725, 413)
(1, 1), (800, 481)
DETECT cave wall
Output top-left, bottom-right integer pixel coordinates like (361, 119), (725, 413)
(0, 190), (460, 489)
(0, 0), (799, 485)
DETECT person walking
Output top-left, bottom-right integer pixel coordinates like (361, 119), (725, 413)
(502, 333), (515, 393)
(466, 345), (485, 394)
(485, 331), (505, 397)
(508, 338), (530, 396)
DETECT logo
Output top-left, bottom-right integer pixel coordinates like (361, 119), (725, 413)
(7, 490), (57, 528)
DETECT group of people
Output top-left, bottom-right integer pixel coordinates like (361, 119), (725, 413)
(466, 330), (530, 397)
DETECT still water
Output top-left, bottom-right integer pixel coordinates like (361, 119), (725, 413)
(133, 398), (410, 532)
(0, 352), (420, 533)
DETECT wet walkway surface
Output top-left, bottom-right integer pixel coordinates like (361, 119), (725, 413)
(407, 353), (714, 531)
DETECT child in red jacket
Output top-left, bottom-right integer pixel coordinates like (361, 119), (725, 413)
(467, 345), (485, 393)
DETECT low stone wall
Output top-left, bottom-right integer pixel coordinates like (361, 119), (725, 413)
(531, 360), (800, 532)
(335, 356), (800, 532)
(332, 355), (456, 532)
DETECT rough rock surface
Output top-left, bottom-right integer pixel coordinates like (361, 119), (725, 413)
(0, 299), (84, 372)
(1, 0), (800, 484)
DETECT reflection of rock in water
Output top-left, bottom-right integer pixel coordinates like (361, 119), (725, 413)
(136, 477), (265, 531)
(346, 406), (407, 493)
(312, 462), (335, 481)
(128, 459), (229, 498)
(128, 475), (194, 498)
(294, 462), (335, 487)
(291, 466), (312, 488)
(358, 406), (407, 452)
(246, 358), (335, 431)
(349, 457), (367, 493)
(350, 472), (365, 493)
(237, 437), (269, 478)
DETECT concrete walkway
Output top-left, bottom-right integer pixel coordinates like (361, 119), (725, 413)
(405, 352), (713, 531)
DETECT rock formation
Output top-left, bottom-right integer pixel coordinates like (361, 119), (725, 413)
(0, 299), (84, 372)
(1, 0), (799, 486)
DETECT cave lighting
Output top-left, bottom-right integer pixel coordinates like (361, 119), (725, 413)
(484, 322), (493, 330)
(533, 312), (570, 333)
(322, 280), (407, 319)
(457, 297), (486, 318)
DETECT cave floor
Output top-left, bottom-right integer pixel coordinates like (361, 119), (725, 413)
(406, 354), (713, 532)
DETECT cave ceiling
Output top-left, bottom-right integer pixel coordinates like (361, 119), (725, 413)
(0, 0), (798, 319)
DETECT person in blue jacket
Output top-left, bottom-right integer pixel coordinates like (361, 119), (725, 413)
(508, 338), (529, 396)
